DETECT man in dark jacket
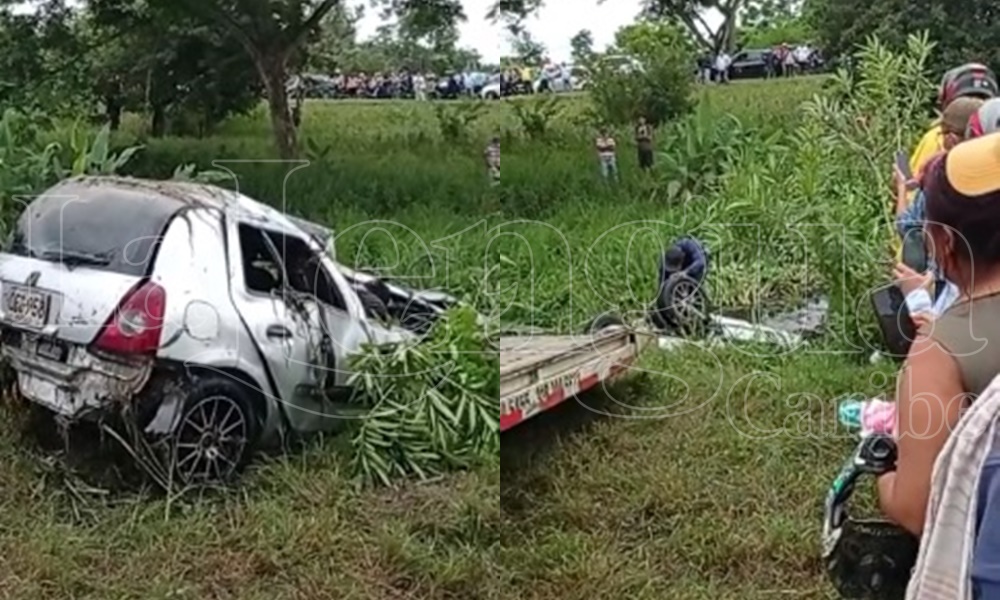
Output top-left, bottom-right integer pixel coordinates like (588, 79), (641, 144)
(660, 237), (708, 285)
(651, 236), (710, 333)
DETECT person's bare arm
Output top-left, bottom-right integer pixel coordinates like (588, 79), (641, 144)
(877, 336), (966, 535)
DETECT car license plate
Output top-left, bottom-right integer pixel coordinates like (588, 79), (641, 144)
(35, 337), (66, 361)
(3, 284), (52, 329)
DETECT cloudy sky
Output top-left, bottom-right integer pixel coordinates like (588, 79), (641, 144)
(355, 0), (648, 63)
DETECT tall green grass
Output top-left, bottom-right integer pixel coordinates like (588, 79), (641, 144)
(106, 77), (829, 334)
(0, 44), (937, 599)
(116, 70), (912, 353)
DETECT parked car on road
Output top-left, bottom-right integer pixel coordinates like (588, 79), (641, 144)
(533, 63), (591, 94)
(287, 73), (338, 98)
(729, 49), (771, 79)
(0, 176), (458, 485)
(481, 73), (503, 99)
(599, 54), (643, 75)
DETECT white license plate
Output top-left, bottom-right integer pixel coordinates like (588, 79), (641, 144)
(3, 284), (53, 329)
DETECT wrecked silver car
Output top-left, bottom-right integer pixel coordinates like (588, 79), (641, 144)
(0, 176), (457, 484)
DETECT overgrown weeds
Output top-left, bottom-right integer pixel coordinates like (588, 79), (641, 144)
(0, 32), (942, 599)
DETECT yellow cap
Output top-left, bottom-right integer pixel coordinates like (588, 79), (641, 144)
(946, 132), (1000, 196)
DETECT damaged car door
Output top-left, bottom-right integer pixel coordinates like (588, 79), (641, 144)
(227, 221), (340, 433)
(311, 253), (387, 389)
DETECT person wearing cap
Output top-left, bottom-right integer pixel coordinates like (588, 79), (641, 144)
(875, 132), (1000, 597)
(893, 65), (998, 268)
(966, 97), (1000, 138)
(897, 96), (985, 221)
(658, 236), (708, 287)
(894, 96), (984, 326)
(651, 236), (709, 332)
(907, 64), (998, 186)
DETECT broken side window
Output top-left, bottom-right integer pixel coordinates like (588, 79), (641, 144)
(238, 223), (349, 312)
(244, 227), (345, 311)
(238, 224), (282, 294)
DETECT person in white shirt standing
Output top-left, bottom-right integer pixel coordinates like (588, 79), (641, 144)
(783, 47), (797, 76)
(793, 44), (811, 74)
(413, 73), (427, 101)
(714, 52), (731, 84)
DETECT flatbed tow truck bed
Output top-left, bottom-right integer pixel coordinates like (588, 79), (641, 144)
(500, 328), (652, 431)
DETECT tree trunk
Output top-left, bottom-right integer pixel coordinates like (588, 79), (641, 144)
(151, 104), (166, 137)
(257, 56), (297, 159)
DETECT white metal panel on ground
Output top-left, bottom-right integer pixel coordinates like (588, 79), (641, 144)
(499, 329), (649, 431)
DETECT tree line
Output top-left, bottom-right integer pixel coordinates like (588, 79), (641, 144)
(2, 0), (506, 158)
(2, 0), (995, 160)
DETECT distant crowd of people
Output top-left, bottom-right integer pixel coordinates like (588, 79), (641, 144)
(289, 71), (492, 100)
(497, 66), (542, 96)
(697, 43), (822, 83)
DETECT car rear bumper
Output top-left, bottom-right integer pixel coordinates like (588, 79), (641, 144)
(3, 337), (152, 419)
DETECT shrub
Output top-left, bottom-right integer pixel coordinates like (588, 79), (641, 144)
(346, 305), (496, 486)
(794, 33), (936, 349)
(510, 95), (563, 140)
(587, 21), (695, 127)
(434, 101), (487, 143)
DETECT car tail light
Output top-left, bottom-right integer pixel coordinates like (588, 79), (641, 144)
(93, 281), (166, 355)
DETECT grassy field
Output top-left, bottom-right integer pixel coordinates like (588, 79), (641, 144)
(0, 74), (899, 599)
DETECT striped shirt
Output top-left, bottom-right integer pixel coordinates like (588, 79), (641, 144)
(596, 136), (616, 157)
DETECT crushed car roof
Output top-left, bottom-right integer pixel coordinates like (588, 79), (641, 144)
(46, 176), (326, 242)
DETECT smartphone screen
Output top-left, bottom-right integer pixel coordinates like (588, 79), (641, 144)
(895, 151), (913, 181)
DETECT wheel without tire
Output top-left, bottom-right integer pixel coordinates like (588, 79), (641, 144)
(169, 377), (257, 486)
(653, 274), (710, 336)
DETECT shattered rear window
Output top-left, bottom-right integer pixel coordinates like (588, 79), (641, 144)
(7, 180), (183, 277)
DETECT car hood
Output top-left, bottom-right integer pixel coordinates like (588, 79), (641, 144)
(338, 263), (459, 309)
